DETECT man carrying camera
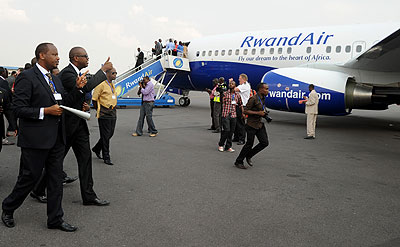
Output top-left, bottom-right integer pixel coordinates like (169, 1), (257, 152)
(234, 83), (270, 169)
(212, 77), (227, 133)
(132, 76), (158, 137)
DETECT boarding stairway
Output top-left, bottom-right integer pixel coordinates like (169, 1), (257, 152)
(114, 53), (190, 106)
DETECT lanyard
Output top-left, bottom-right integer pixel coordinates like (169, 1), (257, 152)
(257, 94), (265, 111)
(106, 80), (114, 93)
(42, 73), (57, 93)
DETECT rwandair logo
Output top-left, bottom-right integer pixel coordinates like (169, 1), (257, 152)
(173, 58), (183, 68)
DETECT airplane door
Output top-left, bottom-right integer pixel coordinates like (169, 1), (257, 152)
(351, 41), (366, 58)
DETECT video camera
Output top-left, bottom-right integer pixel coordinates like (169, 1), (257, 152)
(263, 109), (272, 123)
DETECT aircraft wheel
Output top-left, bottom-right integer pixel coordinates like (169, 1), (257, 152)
(184, 98), (191, 106)
(179, 97), (186, 107)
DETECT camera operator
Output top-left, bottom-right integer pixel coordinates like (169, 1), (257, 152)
(234, 83), (270, 169)
(212, 77), (227, 133)
(132, 76), (158, 137)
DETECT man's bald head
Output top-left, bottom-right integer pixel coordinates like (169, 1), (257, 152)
(69, 47), (86, 61)
(69, 47), (89, 69)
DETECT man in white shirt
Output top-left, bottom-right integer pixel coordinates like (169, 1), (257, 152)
(233, 73), (251, 145)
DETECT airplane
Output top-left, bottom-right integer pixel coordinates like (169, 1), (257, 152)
(156, 23), (400, 116)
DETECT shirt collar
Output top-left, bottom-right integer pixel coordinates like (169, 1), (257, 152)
(69, 62), (80, 75)
(36, 63), (50, 75)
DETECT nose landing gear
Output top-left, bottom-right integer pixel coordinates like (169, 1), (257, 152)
(178, 97), (191, 107)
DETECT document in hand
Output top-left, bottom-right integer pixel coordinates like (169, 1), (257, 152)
(59, 105), (91, 120)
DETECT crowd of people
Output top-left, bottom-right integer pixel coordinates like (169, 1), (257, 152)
(133, 38), (188, 70)
(206, 74), (271, 169)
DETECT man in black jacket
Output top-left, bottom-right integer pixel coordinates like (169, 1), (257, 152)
(1, 43), (85, 231)
(58, 47), (112, 206)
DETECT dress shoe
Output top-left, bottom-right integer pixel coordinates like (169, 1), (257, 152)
(104, 159), (114, 166)
(83, 198), (110, 206)
(246, 157), (253, 166)
(30, 192), (47, 203)
(212, 129), (220, 133)
(234, 161), (247, 169)
(91, 148), (102, 159)
(237, 141), (245, 145)
(48, 222), (77, 232)
(207, 127), (216, 130)
(63, 176), (78, 185)
(304, 136), (315, 139)
(1, 211), (15, 228)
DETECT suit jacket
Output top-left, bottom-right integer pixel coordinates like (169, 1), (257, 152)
(136, 51), (144, 66)
(305, 89), (319, 114)
(58, 64), (106, 137)
(13, 66), (81, 149)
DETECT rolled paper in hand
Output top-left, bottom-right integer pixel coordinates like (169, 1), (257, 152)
(60, 105), (91, 120)
(298, 99), (307, 104)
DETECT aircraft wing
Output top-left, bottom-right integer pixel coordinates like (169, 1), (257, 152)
(343, 28), (400, 72)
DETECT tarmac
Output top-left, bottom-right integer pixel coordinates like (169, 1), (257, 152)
(0, 91), (399, 247)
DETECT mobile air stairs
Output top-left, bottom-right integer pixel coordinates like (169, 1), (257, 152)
(114, 53), (190, 107)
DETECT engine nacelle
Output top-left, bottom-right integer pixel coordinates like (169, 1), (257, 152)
(262, 68), (352, 115)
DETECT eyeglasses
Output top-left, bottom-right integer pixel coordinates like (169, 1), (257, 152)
(112, 72), (117, 75)
(76, 55), (89, 58)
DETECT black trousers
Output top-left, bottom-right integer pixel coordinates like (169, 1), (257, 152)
(2, 130), (64, 227)
(233, 106), (246, 142)
(218, 116), (237, 149)
(236, 124), (269, 163)
(93, 118), (116, 161)
(65, 121), (97, 202)
(210, 100), (215, 129)
(35, 121), (98, 202)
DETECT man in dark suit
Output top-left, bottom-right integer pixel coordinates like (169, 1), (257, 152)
(1, 43), (86, 231)
(135, 47), (144, 71)
(59, 47), (112, 206)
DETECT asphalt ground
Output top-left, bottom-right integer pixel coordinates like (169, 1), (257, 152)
(0, 92), (399, 247)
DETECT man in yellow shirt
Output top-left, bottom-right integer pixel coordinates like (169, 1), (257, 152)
(92, 68), (118, 165)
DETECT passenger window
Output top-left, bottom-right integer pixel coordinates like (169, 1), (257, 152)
(221, 50), (225, 56)
(336, 46), (341, 53)
(326, 46), (331, 53)
(287, 47), (292, 54)
(243, 49), (248, 55)
(215, 50), (218, 56)
(196, 51), (200, 57)
(228, 49), (232, 55)
(306, 47), (312, 53)
(260, 48), (265, 55)
(235, 49), (239, 55)
(356, 45), (362, 53)
(269, 48), (274, 54)
(208, 50), (212, 56)
(202, 51), (206, 56)
(345, 45), (351, 53)
(278, 48), (283, 54)
(252, 48), (256, 55)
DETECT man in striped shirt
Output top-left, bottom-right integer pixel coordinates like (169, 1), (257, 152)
(218, 79), (244, 152)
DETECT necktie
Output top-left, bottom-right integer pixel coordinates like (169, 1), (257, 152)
(45, 73), (55, 93)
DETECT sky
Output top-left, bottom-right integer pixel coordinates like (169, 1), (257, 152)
(0, 0), (399, 73)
